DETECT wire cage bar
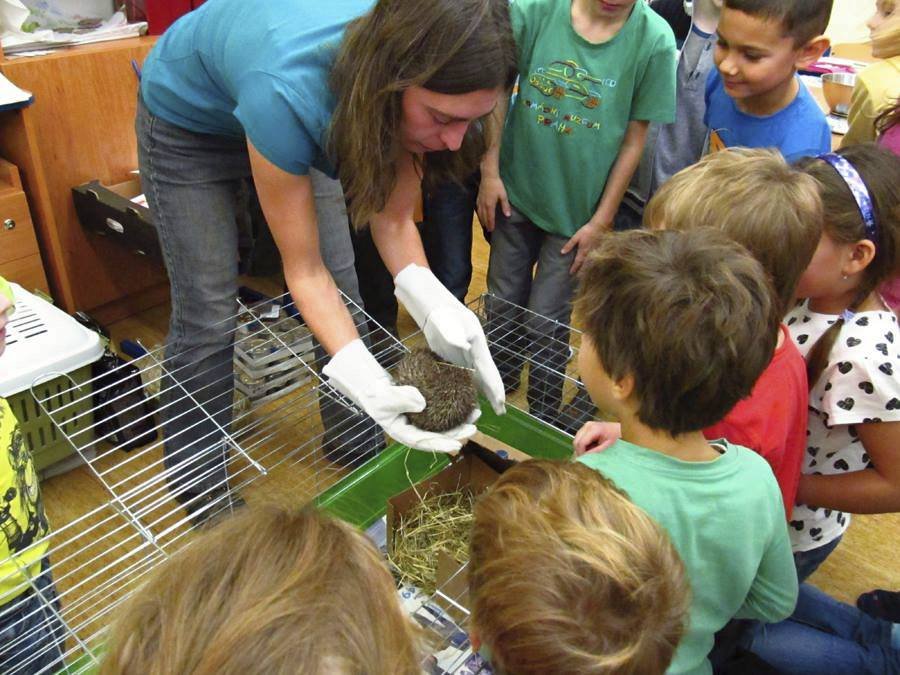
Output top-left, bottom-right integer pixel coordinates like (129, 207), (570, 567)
(0, 292), (593, 674)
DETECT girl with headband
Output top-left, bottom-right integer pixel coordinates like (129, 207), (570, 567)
(785, 143), (900, 579)
(740, 143), (900, 674)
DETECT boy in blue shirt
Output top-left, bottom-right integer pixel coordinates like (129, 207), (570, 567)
(705, 0), (833, 162)
(575, 231), (797, 675)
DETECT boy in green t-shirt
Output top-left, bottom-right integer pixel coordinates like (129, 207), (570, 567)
(0, 280), (65, 672)
(573, 230), (797, 675)
(477, 0), (676, 424)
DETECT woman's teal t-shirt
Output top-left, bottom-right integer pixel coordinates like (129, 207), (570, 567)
(140, 0), (373, 175)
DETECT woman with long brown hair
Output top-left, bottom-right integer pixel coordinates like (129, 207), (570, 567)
(137, 0), (516, 521)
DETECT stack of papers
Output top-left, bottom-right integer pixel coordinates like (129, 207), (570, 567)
(1, 5), (146, 57)
(0, 70), (31, 110)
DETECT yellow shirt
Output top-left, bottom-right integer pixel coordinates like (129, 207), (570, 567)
(0, 397), (50, 605)
(842, 56), (900, 147)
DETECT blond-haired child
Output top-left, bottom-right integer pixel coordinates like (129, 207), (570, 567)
(843, 4), (900, 147)
(100, 506), (424, 674)
(469, 458), (689, 675)
(574, 230), (797, 675)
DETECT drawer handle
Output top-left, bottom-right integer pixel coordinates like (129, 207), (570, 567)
(2, 219), (14, 231)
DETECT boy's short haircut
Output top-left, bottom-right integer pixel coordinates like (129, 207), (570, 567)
(644, 147), (823, 317)
(100, 506), (424, 675)
(469, 459), (689, 675)
(575, 229), (779, 435)
(723, 0), (833, 45)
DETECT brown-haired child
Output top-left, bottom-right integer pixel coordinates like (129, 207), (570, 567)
(705, 0), (833, 162)
(100, 506), (424, 675)
(575, 229), (797, 674)
(578, 148), (821, 518)
(469, 459), (689, 675)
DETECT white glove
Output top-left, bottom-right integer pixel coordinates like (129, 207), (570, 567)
(322, 339), (479, 453)
(394, 264), (506, 415)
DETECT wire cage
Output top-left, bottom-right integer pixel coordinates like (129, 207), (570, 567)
(0, 291), (594, 674)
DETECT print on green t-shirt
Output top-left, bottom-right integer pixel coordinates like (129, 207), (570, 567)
(501, 0), (676, 237)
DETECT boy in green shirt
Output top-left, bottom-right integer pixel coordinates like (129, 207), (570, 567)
(574, 231), (798, 675)
(0, 279), (65, 672)
(477, 0), (676, 424)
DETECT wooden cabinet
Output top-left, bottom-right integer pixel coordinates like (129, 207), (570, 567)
(0, 37), (168, 323)
(0, 158), (49, 293)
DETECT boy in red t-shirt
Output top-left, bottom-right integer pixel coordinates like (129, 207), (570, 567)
(573, 148), (822, 518)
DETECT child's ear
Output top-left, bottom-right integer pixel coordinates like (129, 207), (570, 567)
(844, 239), (877, 276)
(612, 373), (635, 402)
(469, 631), (481, 652)
(795, 35), (830, 70)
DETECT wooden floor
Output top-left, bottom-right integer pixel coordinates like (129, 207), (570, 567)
(39, 219), (898, 648)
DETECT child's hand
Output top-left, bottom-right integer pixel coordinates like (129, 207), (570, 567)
(573, 421), (621, 456)
(476, 175), (510, 232)
(561, 221), (607, 274)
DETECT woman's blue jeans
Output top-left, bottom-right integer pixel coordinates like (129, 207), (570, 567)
(136, 97), (380, 498)
(743, 583), (900, 674)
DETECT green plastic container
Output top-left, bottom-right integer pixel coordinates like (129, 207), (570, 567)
(7, 365), (95, 474)
(317, 401), (574, 529)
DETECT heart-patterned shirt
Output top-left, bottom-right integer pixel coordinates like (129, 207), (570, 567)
(786, 300), (900, 552)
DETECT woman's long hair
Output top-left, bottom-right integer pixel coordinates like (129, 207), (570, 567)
(328, 0), (517, 228)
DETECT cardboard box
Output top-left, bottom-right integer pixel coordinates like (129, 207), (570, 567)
(386, 444), (502, 558)
(388, 440), (528, 622)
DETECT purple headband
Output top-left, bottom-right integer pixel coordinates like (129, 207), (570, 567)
(818, 153), (879, 248)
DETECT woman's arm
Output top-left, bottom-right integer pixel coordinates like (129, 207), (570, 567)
(368, 150), (429, 275)
(247, 141), (359, 355)
(797, 421), (900, 513)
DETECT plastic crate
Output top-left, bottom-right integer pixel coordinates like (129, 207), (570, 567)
(0, 284), (104, 476)
(234, 313), (316, 406)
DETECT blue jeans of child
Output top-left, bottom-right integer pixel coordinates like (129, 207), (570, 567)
(136, 96), (380, 492)
(794, 536), (842, 583)
(743, 583), (900, 675)
(421, 174), (479, 302)
(0, 558), (65, 674)
(485, 206), (577, 423)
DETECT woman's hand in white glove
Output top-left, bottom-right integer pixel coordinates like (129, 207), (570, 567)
(322, 339), (479, 453)
(394, 264), (506, 415)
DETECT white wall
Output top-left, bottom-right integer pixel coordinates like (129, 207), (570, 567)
(826, 0), (876, 45)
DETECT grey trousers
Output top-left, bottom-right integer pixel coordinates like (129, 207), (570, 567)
(485, 206), (577, 423)
(136, 97), (380, 498)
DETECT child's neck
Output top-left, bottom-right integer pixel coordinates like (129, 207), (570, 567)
(571, 0), (633, 44)
(809, 289), (886, 316)
(737, 73), (799, 117)
(619, 416), (721, 462)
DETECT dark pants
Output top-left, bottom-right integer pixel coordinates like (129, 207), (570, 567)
(0, 558), (66, 674)
(485, 206), (577, 423)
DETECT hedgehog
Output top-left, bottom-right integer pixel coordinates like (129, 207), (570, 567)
(393, 348), (479, 432)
